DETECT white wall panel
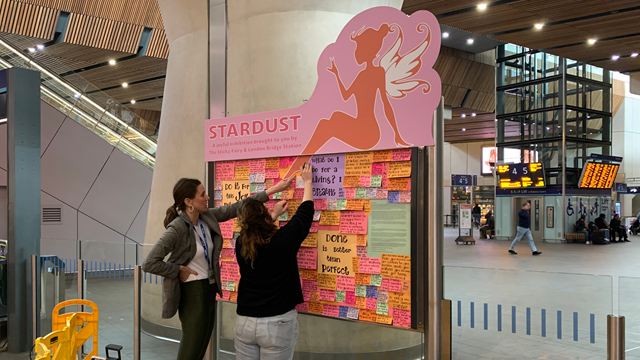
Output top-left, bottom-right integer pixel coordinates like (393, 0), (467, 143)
(450, 144), (468, 175)
(78, 212), (125, 265)
(41, 120), (114, 208)
(40, 101), (66, 155)
(80, 150), (153, 234)
(466, 142), (483, 176)
(125, 194), (150, 243)
(41, 192), (78, 241)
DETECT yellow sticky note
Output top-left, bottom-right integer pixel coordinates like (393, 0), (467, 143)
(356, 234), (367, 246)
(317, 273), (337, 290)
(346, 199), (365, 211)
(319, 210), (340, 225)
(265, 158), (280, 168)
(363, 199), (372, 215)
(235, 166), (250, 180)
(301, 232), (318, 247)
(381, 254), (411, 282)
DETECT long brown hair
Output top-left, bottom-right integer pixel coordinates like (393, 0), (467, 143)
(163, 178), (201, 228)
(237, 198), (278, 267)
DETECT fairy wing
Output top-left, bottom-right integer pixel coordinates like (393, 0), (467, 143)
(380, 24), (432, 99)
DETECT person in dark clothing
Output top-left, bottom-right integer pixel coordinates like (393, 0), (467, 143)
(234, 163), (314, 360)
(610, 214), (629, 242)
(480, 213), (495, 239)
(595, 214), (611, 240)
(472, 203), (481, 228)
(574, 215), (590, 243)
(509, 202), (541, 255)
(631, 218), (640, 235)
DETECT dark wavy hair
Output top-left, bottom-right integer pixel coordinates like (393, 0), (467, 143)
(163, 178), (201, 228)
(237, 198), (278, 268)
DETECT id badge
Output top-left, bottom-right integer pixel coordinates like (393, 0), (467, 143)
(208, 269), (216, 285)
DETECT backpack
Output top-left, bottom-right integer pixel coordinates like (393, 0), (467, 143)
(591, 230), (609, 245)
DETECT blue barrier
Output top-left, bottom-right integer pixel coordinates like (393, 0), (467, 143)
(498, 304), (502, 332)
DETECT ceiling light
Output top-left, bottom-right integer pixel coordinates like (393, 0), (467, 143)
(461, 114), (466, 118)
(28, 47), (36, 53)
(477, 3), (487, 10)
(36, 44), (44, 50)
(471, 113), (476, 117)
(442, 32), (449, 38)
(467, 38), (474, 45)
(73, 93), (80, 99)
(462, 128), (466, 132)
(130, 100), (136, 104)
(587, 39), (597, 45)
(632, 53), (639, 58)
(122, 82), (128, 88)
(612, 55), (620, 61)
(495, 119), (498, 122)
(534, 23), (544, 30)
(109, 59), (116, 65)
(546, 127), (550, 130)
(568, 109), (572, 112)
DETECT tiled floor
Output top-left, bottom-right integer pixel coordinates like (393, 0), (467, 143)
(4, 227), (640, 359)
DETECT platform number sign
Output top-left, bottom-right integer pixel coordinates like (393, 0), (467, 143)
(497, 163), (546, 189)
(452, 175), (473, 187)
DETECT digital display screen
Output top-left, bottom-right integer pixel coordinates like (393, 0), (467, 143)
(482, 147), (538, 175)
(497, 163), (546, 189)
(578, 162), (619, 189)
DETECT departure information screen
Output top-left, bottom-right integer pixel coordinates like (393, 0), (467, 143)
(497, 163), (546, 189)
(578, 162), (619, 189)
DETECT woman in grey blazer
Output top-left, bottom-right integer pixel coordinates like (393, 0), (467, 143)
(142, 177), (292, 360)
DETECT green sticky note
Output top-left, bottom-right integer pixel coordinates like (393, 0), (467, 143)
(377, 302), (388, 315)
(335, 290), (346, 303)
(370, 274), (382, 287)
(228, 281), (236, 292)
(233, 232), (241, 240)
(336, 199), (347, 210)
(278, 213), (288, 221)
(370, 175), (382, 188)
(355, 188), (367, 199)
(273, 192), (281, 199)
(250, 183), (258, 193)
(355, 285), (366, 297)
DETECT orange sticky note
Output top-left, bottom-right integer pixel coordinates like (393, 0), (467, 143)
(363, 199), (372, 215)
(301, 232), (318, 247)
(372, 150), (393, 162)
(352, 257), (360, 273)
(234, 166), (250, 180)
(387, 161), (411, 178)
(301, 269), (318, 281)
(319, 210), (340, 226)
(279, 167), (291, 179)
(230, 291), (238, 302)
(287, 199), (302, 218)
(345, 152), (373, 176)
(310, 291), (320, 302)
(343, 176), (360, 188)
(265, 178), (274, 188)
(376, 314), (393, 325)
(265, 158), (279, 168)
(233, 218), (241, 233)
(356, 234), (367, 246)
(381, 254), (411, 282)
(223, 239), (231, 248)
(346, 199), (365, 211)
(401, 280), (411, 294)
(388, 291), (411, 310)
(387, 178), (409, 191)
(355, 273), (371, 285)
(355, 296), (367, 309)
(359, 309), (378, 322)
(317, 273), (337, 290)
(308, 302), (323, 314)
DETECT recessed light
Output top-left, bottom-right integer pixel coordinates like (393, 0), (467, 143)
(28, 48), (36, 53)
(73, 93), (80, 99)
(588, 39), (597, 45)
(442, 32), (449, 38)
(534, 23), (544, 30)
(109, 59), (116, 65)
(467, 38), (474, 45)
(495, 119), (498, 122)
(462, 128), (467, 132)
(546, 127), (550, 130)
(36, 44), (44, 50)
(612, 55), (620, 61)
(471, 113), (476, 117)
(130, 100), (136, 104)
(632, 53), (639, 58)
(568, 109), (572, 112)
(461, 114), (466, 118)
(477, 3), (487, 10)
(122, 82), (128, 88)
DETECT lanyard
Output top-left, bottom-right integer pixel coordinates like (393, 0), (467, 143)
(193, 220), (211, 269)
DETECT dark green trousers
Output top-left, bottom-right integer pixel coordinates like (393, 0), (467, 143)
(177, 279), (218, 360)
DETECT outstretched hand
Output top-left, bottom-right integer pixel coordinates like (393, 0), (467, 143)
(179, 266), (197, 282)
(268, 177), (293, 195)
(300, 163), (313, 183)
(272, 200), (289, 221)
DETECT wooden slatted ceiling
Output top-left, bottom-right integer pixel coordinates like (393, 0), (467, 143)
(0, 0), (57, 40)
(65, 13), (142, 53)
(13, 0), (164, 29)
(403, 0), (484, 15)
(103, 77), (165, 103)
(146, 28), (168, 59)
(505, 0), (640, 22)
(44, 42), (131, 65)
(76, 56), (166, 89)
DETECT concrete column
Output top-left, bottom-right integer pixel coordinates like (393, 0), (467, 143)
(143, 0), (208, 327)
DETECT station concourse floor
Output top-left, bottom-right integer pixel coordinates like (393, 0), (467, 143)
(4, 227), (640, 360)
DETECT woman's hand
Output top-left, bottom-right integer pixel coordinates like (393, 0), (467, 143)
(300, 163), (313, 184)
(179, 266), (197, 282)
(266, 177), (293, 196)
(271, 200), (288, 221)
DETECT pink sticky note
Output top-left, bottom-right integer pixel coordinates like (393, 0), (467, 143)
(399, 191), (411, 203)
(293, 188), (304, 199)
(297, 247), (317, 269)
(265, 168), (279, 179)
(366, 297), (377, 310)
(279, 157), (296, 168)
(314, 199), (328, 210)
(344, 291), (356, 304)
(295, 302), (309, 312)
(323, 304), (339, 317)
(344, 188), (356, 199)
(220, 262), (240, 282)
(320, 289), (336, 301)
(221, 290), (231, 300)
(371, 163), (384, 175)
(376, 189), (388, 199)
(309, 222), (319, 233)
(220, 248), (234, 259)
(302, 290), (311, 301)
(360, 175), (371, 187)
(393, 308), (411, 328)
(357, 246), (368, 258)
(302, 280), (318, 292)
(391, 149), (412, 161)
(339, 211), (368, 234)
(215, 161), (235, 181)
(249, 159), (266, 173)
(214, 181), (223, 191)
(265, 200), (278, 210)
(380, 278), (402, 292)
(358, 257), (382, 274)
(219, 221), (233, 239)
(337, 276), (356, 292)
(407, 179), (412, 191)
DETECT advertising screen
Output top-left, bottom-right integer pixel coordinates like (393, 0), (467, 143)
(482, 147), (538, 175)
(497, 163), (546, 189)
(578, 162), (619, 189)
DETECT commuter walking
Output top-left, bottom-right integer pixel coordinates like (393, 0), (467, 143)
(234, 164), (315, 360)
(142, 177), (293, 360)
(508, 202), (541, 255)
(472, 203), (481, 229)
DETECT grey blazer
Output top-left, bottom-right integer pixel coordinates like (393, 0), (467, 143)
(142, 191), (269, 319)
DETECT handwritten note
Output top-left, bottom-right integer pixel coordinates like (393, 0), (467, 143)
(370, 274), (382, 287)
(355, 273), (371, 285)
(399, 191), (411, 203)
(391, 149), (411, 161)
(347, 307), (359, 319)
(343, 176), (360, 188)
(221, 248), (235, 260)
(215, 161), (235, 181)
(222, 181), (250, 206)
(265, 168), (279, 178)
(319, 211), (340, 226)
(387, 191), (400, 203)
(322, 304), (339, 317)
(388, 291), (411, 310)
(376, 314), (393, 324)
(377, 290), (389, 303)
(346, 199), (364, 211)
(358, 257), (382, 274)
(336, 199), (347, 210)
(366, 297), (377, 310)
(336, 275), (356, 292)
(318, 231), (357, 276)
(319, 289), (336, 301)
(393, 308), (411, 328)
(356, 234), (367, 246)
(355, 296), (367, 309)
(388, 178), (409, 191)
(249, 159), (266, 173)
(380, 278), (403, 293)
(310, 154), (345, 199)
(308, 302), (323, 314)
(365, 188), (377, 200)
(376, 302), (389, 315)
(335, 291), (346, 303)
(381, 254), (411, 281)
(301, 269), (317, 281)
(219, 221), (233, 239)
(387, 161), (411, 178)
(279, 157), (296, 168)
(359, 175), (371, 187)
(314, 199), (327, 210)
(355, 285), (366, 297)
(234, 166), (250, 180)
(317, 273), (337, 290)
(345, 152), (373, 176)
(339, 211), (368, 234)
(356, 246), (368, 258)
(344, 188), (356, 199)
(366, 285), (378, 299)
(295, 302), (309, 312)
(296, 247), (317, 269)
(248, 173), (266, 183)
(345, 291), (356, 304)
(301, 232), (318, 247)
(359, 309), (377, 322)
(372, 150), (392, 162)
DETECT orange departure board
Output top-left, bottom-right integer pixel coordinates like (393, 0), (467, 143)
(497, 163), (546, 189)
(578, 162), (619, 189)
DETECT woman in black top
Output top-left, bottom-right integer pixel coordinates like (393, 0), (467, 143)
(234, 163), (314, 360)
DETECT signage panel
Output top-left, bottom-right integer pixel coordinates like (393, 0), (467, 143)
(451, 174), (472, 187)
(578, 162), (619, 189)
(497, 163), (546, 189)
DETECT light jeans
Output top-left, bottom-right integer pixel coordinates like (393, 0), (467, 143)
(235, 309), (299, 360)
(509, 226), (537, 252)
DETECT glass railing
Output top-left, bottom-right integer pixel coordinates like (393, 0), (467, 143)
(0, 37), (157, 169)
(445, 266), (611, 358)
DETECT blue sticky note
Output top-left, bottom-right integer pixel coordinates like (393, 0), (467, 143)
(339, 306), (349, 318)
(366, 285), (378, 299)
(387, 191), (400, 203)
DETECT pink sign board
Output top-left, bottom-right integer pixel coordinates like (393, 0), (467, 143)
(205, 7), (441, 172)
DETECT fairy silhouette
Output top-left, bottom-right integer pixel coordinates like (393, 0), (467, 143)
(283, 23), (433, 179)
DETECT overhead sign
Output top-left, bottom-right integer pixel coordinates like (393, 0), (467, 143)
(204, 7), (442, 166)
(578, 162), (619, 189)
(590, 154), (623, 163)
(497, 163), (545, 189)
(615, 183), (628, 193)
(628, 186), (639, 194)
(451, 174), (472, 187)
